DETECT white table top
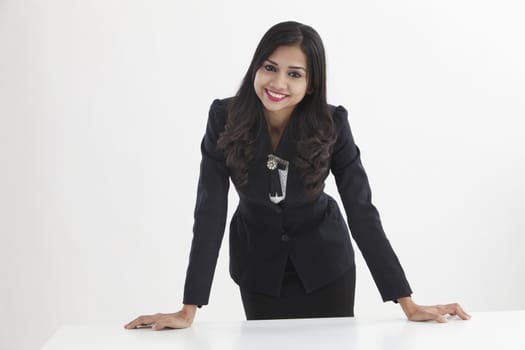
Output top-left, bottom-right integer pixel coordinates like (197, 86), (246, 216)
(41, 311), (525, 350)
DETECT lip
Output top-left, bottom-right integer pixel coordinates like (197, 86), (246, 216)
(265, 88), (288, 102)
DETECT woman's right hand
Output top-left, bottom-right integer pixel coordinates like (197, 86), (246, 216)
(124, 304), (198, 330)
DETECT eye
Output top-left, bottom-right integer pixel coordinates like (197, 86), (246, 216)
(288, 71), (302, 78)
(263, 64), (276, 72)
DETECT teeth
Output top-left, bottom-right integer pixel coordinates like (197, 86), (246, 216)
(267, 90), (286, 99)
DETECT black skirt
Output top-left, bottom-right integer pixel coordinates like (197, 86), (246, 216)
(240, 257), (356, 320)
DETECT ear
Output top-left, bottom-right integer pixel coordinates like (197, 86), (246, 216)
(306, 87), (314, 94)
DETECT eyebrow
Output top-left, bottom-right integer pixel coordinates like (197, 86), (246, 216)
(266, 58), (307, 72)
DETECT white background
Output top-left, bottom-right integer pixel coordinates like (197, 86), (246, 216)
(1, 1), (524, 349)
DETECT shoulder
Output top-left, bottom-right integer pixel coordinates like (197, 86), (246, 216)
(206, 97), (234, 133)
(328, 104), (356, 149)
(209, 97), (234, 117)
(328, 104), (349, 122)
(328, 104), (350, 129)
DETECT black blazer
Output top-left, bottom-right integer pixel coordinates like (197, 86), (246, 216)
(183, 98), (412, 306)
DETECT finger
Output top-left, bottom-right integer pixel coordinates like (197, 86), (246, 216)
(435, 304), (457, 316)
(423, 308), (448, 323)
(127, 316), (153, 329)
(125, 315), (156, 329)
(452, 304), (471, 320)
(435, 314), (448, 323)
(154, 316), (183, 331)
(423, 308), (447, 323)
(439, 303), (470, 320)
(153, 318), (176, 331)
(152, 319), (166, 331)
(409, 309), (440, 323)
(125, 319), (148, 329)
(436, 304), (452, 314)
(125, 318), (143, 329)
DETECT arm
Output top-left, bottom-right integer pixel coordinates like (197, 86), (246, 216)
(330, 105), (412, 302)
(125, 100), (230, 330)
(183, 99), (230, 306)
(330, 106), (470, 322)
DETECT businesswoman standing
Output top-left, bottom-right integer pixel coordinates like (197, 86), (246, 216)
(125, 21), (470, 330)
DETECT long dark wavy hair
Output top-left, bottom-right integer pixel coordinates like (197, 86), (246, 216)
(217, 21), (336, 201)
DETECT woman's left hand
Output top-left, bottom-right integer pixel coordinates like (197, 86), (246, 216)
(397, 297), (471, 323)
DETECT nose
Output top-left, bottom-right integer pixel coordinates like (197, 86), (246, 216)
(269, 72), (287, 91)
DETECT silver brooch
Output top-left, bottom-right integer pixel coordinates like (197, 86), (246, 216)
(267, 157), (278, 170)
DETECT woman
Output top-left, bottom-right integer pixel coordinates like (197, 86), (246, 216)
(125, 21), (470, 330)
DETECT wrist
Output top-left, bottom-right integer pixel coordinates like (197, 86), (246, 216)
(182, 304), (198, 319)
(397, 296), (417, 316)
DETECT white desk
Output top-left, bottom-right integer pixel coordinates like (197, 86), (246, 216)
(41, 311), (525, 350)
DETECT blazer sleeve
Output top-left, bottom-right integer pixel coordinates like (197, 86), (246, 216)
(183, 99), (230, 306)
(330, 105), (413, 302)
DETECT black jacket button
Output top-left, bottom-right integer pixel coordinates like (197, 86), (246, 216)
(281, 234), (289, 242)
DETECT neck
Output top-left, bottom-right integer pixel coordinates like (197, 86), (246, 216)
(263, 108), (293, 133)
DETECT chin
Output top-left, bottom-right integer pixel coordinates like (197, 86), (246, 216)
(263, 103), (289, 112)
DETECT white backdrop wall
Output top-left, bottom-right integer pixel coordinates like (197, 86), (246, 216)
(1, 1), (524, 349)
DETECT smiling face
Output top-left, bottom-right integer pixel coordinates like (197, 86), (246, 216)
(253, 45), (309, 120)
